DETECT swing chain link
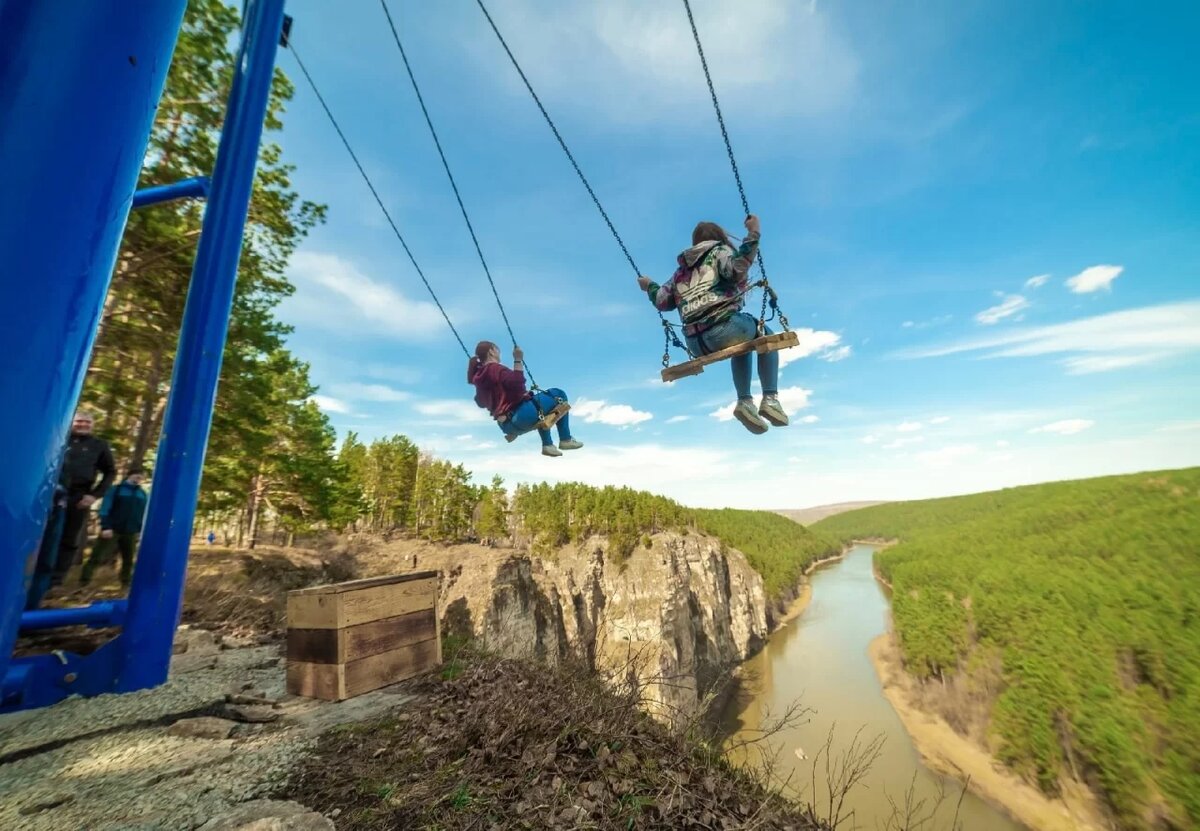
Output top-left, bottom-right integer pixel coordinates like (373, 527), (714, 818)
(681, 0), (770, 285)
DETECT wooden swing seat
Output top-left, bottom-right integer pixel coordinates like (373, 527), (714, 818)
(503, 401), (571, 442)
(661, 330), (799, 382)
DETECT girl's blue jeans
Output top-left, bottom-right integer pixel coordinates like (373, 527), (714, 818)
(686, 312), (779, 400)
(499, 388), (573, 446)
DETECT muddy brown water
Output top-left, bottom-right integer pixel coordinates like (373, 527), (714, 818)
(721, 544), (1025, 830)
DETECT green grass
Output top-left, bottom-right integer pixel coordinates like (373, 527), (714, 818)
(815, 467), (1200, 827)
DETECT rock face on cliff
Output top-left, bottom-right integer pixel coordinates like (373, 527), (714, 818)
(438, 533), (769, 717)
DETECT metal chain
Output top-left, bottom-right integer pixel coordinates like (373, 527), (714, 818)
(680, 0), (770, 284)
(377, 0), (539, 387)
(475, 0), (691, 360)
(288, 43), (469, 356)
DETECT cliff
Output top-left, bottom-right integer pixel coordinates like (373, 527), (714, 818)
(436, 532), (769, 718)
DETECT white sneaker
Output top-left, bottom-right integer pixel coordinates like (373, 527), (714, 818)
(559, 439), (584, 451)
(542, 444), (563, 457)
(759, 396), (789, 427)
(733, 398), (769, 435)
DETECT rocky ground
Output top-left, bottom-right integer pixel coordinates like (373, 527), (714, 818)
(0, 626), (414, 830)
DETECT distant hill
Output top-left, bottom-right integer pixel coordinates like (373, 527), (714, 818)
(775, 501), (886, 526)
(815, 468), (1200, 828)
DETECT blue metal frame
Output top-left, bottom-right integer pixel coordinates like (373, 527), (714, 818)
(0, 0), (287, 712)
(132, 176), (211, 209)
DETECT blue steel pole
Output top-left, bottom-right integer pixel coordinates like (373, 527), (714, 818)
(132, 176), (211, 209)
(114, 0), (288, 692)
(0, 0), (187, 684)
(19, 601), (127, 633)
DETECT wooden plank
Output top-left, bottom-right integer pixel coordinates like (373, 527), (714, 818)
(287, 660), (344, 701)
(660, 331), (799, 382)
(340, 576), (437, 629)
(287, 608), (437, 664)
(343, 638), (439, 699)
(289, 571), (439, 597)
(287, 574), (438, 629)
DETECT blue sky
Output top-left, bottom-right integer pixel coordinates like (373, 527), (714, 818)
(271, 0), (1200, 509)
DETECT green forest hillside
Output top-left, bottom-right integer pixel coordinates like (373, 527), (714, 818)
(815, 468), (1200, 828)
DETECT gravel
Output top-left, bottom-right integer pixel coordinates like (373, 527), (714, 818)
(0, 639), (413, 830)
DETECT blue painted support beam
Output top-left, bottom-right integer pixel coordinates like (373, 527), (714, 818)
(113, 0), (288, 693)
(0, 0), (188, 692)
(19, 600), (127, 633)
(132, 176), (210, 209)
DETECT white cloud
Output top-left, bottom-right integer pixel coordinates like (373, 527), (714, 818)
(778, 329), (849, 367)
(471, 0), (858, 124)
(902, 314), (954, 331)
(329, 382), (411, 403)
(896, 421), (923, 432)
(1157, 420), (1200, 434)
(310, 395), (351, 415)
(283, 251), (451, 339)
(902, 320), (915, 328)
(975, 294), (1030, 325)
(800, 415), (820, 424)
(665, 415), (692, 424)
(1030, 419), (1095, 436)
(1066, 264), (1122, 294)
(995, 440), (1010, 447)
(1025, 274), (1051, 289)
(710, 386), (812, 422)
(861, 434), (878, 445)
(929, 416), (951, 425)
(415, 399), (492, 424)
(572, 399), (653, 427)
(897, 301), (1200, 374)
(883, 436), (925, 450)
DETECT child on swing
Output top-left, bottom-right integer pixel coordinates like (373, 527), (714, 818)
(468, 340), (583, 457)
(637, 214), (787, 434)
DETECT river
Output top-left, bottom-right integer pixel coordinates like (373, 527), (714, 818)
(721, 544), (1024, 830)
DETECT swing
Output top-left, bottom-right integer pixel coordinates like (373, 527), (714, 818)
(500, 398), (571, 443)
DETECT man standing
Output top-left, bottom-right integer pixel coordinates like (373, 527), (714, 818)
(51, 411), (116, 586)
(81, 467), (148, 586)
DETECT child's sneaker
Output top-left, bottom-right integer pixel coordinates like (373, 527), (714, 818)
(759, 395), (789, 427)
(542, 444), (563, 457)
(559, 439), (584, 451)
(733, 398), (769, 434)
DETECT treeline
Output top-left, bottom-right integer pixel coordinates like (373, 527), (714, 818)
(815, 468), (1200, 828)
(694, 509), (840, 601)
(82, 0), (336, 543)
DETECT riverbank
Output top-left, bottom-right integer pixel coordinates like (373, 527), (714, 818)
(868, 633), (1108, 831)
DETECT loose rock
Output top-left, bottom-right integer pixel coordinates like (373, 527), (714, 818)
(166, 717), (238, 740)
(225, 704), (281, 723)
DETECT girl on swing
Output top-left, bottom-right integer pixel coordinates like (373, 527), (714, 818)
(468, 341), (583, 457)
(637, 214), (787, 435)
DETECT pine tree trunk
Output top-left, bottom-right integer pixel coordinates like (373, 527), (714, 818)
(130, 345), (165, 469)
(246, 474), (263, 550)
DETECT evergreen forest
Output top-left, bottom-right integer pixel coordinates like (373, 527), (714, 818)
(816, 468), (1200, 827)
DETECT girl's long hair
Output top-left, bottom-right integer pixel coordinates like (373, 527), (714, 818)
(692, 221), (733, 248)
(467, 340), (497, 383)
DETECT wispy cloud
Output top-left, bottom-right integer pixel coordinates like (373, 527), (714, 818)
(573, 399), (653, 427)
(415, 399), (492, 424)
(283, 251), (452, 340)
(1066, 264), (1122, 294)
(901, 314), (953, 330)
(1024, 274), (1050, 289)
(915, 444), (978, 467)
(1030, 419), (1095, 436)
(800, 415), (820, 424)
(861, 434), (878, 445)
(779, 329), (851, 367)
(884, 436), (925, 450)
(471, 0), (859, 124)
(975, 294), (1030, 325)
(666, 415), (691, 424)
(329, 382), (411, 403)
(896, 421), (924, 432)
(311, 395), (352, 415)
(896, 301), (1200, 374)
(929, 416), (951, 425)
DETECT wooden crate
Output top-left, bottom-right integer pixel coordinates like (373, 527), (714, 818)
(286, 571), (441, 701)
